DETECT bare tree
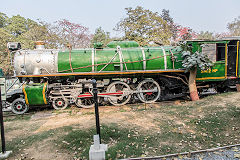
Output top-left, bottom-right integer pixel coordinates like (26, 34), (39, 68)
(53, 19), (92, 48)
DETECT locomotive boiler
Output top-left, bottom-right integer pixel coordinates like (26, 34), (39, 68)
(13, 41), (184, 76)
(5, 38), (240, 114)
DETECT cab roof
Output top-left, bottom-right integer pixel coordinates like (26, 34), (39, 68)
(186, 37), (240, 44)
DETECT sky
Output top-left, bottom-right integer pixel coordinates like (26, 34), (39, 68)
(1, 0), (239, 37)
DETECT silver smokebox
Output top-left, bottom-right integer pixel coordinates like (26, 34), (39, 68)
(13, 41), (59, 76)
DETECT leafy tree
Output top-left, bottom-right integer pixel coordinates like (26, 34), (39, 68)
(161, 9), (178, 40)
(227, 16), (240, 36)
(5, 15), (38, 37)
(115, 6), (172, 46)
(197, 31), (215, 40)
(91, 27), (111, 46)
(0, 28), (14, 75)
(180, 41), (213, 101)
(17, 22), (60, 49)
(0, 12), (8, 28)
(197, 31), (232, 40)
(0, 28), (13, 51)
(161, 9), (174, 24)
(0, 13), (13, 75)
(215, 32), (231, 39)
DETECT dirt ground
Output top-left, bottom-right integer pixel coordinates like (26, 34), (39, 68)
(3, 92), (240, 159)
(4, 103), (176, 159)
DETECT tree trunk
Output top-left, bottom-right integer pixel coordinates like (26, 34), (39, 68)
(189, 68), (199, 101)
(236, 84), (240, 92)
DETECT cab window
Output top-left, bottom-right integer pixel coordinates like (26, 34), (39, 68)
(202, 44), (216, 62)
(216, 43), (226, 61)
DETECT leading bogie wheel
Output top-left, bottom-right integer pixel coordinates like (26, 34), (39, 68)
(137, 79), (161, 103)
(11, 98), (29, 115)
(106, 81), (131, 106)
(52, 98), (69, 110)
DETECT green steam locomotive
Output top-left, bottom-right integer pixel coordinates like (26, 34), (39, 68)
(2, 37), (240, 114)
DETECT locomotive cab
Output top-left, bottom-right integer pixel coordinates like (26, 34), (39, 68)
(189, 37), (240, 92)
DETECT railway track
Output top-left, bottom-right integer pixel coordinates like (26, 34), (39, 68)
(125, 144), (240, 160)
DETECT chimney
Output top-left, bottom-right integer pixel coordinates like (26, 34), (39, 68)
(35, 41), (45, 50)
